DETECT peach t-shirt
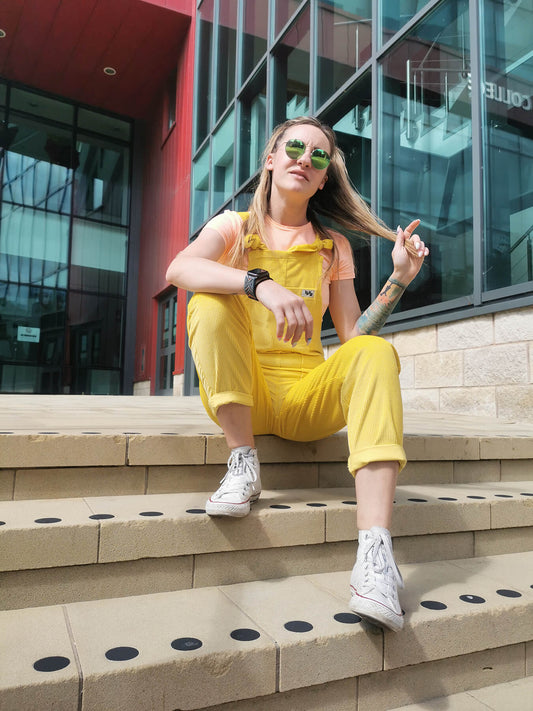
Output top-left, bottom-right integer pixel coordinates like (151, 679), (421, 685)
(206, 211), (355, 314)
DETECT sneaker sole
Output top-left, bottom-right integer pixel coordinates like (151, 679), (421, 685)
(205, 493), (260, 518)
(349, 591), (404, 632)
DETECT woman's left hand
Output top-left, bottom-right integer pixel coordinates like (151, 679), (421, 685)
(392, 219), (429, 286)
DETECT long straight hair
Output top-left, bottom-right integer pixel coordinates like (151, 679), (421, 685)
(228, 116), (401, 268)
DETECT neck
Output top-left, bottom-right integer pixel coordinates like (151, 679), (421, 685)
(268, 188), (309, 227)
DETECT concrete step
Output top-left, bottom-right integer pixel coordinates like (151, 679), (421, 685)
(1, 429), (532, 500)
(389, 675), (533, 710)
(1, 551), (531, 711)
(1, 481), (532, 610)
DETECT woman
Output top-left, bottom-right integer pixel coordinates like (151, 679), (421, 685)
(166, 116), (428, 632)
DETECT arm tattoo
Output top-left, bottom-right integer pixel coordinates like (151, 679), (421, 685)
(356, 278), (406, 336)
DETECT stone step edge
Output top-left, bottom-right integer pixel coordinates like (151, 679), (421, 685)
(1, 482), (532, 572)
(1, 552), (532, 710)
(1, 430), (533, 469)
(388, 674), (533, 711)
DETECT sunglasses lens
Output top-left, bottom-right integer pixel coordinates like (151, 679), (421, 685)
(311, 149), (330, 170)
(285, 139), (305, 160)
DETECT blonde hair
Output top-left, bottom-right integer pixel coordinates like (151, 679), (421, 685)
(228, 116), (402, 268)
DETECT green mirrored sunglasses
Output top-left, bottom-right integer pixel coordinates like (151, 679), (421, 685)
(283, 138), (331, 170)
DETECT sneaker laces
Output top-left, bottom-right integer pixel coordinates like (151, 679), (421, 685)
(215, 450), (258, 498)
(358, 528), (404, 596)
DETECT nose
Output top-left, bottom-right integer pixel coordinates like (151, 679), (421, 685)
(296, 146), (312, 167)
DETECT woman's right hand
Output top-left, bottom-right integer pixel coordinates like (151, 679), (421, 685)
(255, 280), (314, 346)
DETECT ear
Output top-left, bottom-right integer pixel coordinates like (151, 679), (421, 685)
(318, 175), (328, 190)
(266, 153), (274, 171)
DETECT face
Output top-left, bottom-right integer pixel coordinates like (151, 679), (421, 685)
(266, 124), (332, 199)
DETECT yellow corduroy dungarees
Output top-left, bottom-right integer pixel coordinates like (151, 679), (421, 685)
(187, 218), (406, 475)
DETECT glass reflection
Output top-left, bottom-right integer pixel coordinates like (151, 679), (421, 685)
(239, 68), (267, 185)
(211, 109), (235, 213)
(379, 0), (472, 312)
(192, 145), (210, 231)
(216, 0), (238, 119)
(242, 1), (269, 82)
(275, 0), (301, 36)
(382, 1), (431, 44)
(196, 0), (215, 146)
(483, 0), (533, 292)
(274, 7), (310, 123)
(317, 1), (372, 107)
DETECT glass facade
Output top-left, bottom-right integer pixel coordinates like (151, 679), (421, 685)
(191, 0), (533, 342)
(0, 82), (132, 393)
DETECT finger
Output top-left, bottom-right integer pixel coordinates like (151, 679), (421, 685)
(403, 219), (421, 238)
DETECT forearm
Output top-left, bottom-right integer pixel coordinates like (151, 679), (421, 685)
(166, 255), (246, 294)
(356, 277), (406, 336)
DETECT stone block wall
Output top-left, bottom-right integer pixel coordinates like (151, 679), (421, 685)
(325, 305), (533, 423)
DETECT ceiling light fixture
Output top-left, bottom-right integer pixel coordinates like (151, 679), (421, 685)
(103, 67), (117, 76)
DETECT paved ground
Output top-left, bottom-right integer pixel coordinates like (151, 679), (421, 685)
(1, 394), (533, 437)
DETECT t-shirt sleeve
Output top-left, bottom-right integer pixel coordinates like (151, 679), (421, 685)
(203, 211), (244, 259)
(330, 231), (356, 280)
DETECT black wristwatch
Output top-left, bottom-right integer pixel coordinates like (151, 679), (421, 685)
(244, 268), (272, 300)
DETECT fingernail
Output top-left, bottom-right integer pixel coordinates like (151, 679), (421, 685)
(418, 250), (424, 257)
(397, 225), (401, 233)
(415, 242), (421, 250)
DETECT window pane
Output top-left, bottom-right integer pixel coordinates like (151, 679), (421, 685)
(482, 0), (533, 292)
(242, 1), (269, 81)
(68, 292), (124, 373)
(196, 0), (214, 146)
(3, 114), (73, 212)
(274, 7), (310, 123)
(211, 109), (235, 213)
(77, 108), (131, 142)
(0, 205), (69, 289)
(0, 81), (6, 107)
(74, 134), (130, 226)
(192, 144), (210, 231)
(239, 68), (267, 186)
(275, 0), (301, 36)
(321, 71), (373, 333)
(381, 1), (431, 44)
(0, 284), (66, 393)
(70, 220), (127, 295)
(10, 88), (74, 126)
(379, 0), (472, 312)
(317, 1), (372, 107)
(216, 0), (238, 119)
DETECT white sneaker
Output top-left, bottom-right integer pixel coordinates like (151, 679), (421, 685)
(205, 447), (261, 517)
(349, 526), (405, 632)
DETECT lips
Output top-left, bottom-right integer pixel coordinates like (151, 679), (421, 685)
(289, 170), (308, 181)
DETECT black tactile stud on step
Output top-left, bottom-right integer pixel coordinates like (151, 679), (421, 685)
(161, 432), (178, 435)
(460, 594), (486, 604)
(342, 501), (357, 506)
(105, 646), (139, 661)
(138, 511), (164, 517)
(270, 504), (291, 509)
(230, 628), (261, 641)
(467, 495), (486, 499)
(420, 600), (448, 610)
(284, 620), (313, 633)
(38, 431), (59, 434)
(521, 492), (533, 497)
(496, 589), (522, 598)
(186, 508), (206, 514)
(81, 431), (101, 434)
(0, 521), (5, 526)
(334, 612), (361, 624)
(171, 637), (202, 651)
(439, 497), (457, 501)
(0, 431), (14, 434)
(34, 517), (62, 524)
(123, 432), (141, 434)
(33, 656), (71, 672)
(495, 494), (513, 498)
(408, 498), (428, 503)
(306, 503), (326, 507)
(89, 514), (115, 520)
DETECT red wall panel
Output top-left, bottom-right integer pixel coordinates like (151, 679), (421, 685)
(134, 12), (194, 392)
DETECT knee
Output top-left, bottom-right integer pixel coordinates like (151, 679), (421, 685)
(345, 335), (400, 372)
